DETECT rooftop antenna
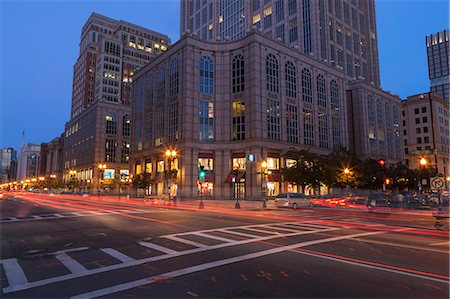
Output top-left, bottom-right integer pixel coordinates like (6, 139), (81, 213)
(20, 130), (25, 149)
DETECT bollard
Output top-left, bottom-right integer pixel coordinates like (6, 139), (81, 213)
(199, 199), (205, 209)
(262, 200), (267, 208)
(235, 199), (241, 209)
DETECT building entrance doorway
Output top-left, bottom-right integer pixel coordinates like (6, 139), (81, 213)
(232, 182), (245, 199)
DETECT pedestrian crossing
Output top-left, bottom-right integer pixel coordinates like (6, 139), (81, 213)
(0, 221), (338, 294)
(0, 210), (145, 223)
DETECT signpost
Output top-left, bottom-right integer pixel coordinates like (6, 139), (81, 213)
(430, 177), (446, 190)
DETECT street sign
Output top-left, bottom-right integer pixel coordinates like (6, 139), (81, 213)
(430, 177), (446, 190)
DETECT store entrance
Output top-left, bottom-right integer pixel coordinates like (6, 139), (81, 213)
(232, 182), (245, 199)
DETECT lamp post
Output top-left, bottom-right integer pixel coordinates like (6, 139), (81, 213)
(69, 170), (77, 192)
(98, 163), (107, 196)
(165, 149), (177, 203)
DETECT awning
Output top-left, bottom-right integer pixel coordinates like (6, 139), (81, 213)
(204, 172), (215, 183)
(225, 170), (246, 183)
(268, 170), (281, 182)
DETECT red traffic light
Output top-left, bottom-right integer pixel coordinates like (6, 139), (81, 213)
(378, 159), (386, 167)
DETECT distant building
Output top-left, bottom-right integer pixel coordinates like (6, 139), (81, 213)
(40, 136), (64, 178)
(62, 13), (171, 192)
(426, 30), (449, 102)
(180, 0), (381, 87)
(16, 144), (41, 181)
(346, 81), (402, 163)
(0, 147), (17, 182)
(402, 92), (450, 176)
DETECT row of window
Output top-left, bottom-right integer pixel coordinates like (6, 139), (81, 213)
(105, 113), (131, 136)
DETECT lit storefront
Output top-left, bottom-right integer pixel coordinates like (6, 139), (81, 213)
(198, 155), (214, 197)
(266, 156), (280, 196)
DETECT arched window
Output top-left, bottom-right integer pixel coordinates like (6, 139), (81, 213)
(200, 56), (214, 94)
(169, 58), (179, 97)
(266, 54), (279, 93)
(232, 54), (245, 93)
(317, 74), (327, 107)
(330, 80), (340, 111)
(285, 61), (297, 98)
(301, 68), (312, 103)
(105, 112), (117, 135)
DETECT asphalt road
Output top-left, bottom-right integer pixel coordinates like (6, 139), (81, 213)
(0, 192), (449, 298)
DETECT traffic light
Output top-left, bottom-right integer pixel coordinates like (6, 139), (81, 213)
(199, 166), (206, 179)
(377, 159), (386, 168)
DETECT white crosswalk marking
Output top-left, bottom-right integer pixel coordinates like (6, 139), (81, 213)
(163, 235), (207, 248)
(264, 225), (300, 233)
(192, 232), (234, 243)
(55, 253), (87, 274)
(137, 241), (177, 254)
(220, 229), (258, 238)
(228, 226), (276, 234)
(100, 248), (135, 263)
(0, 258), (28, 287)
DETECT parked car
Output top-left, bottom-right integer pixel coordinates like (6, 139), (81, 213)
(366, 193), (391, 214)
(274, 193), (310, 209)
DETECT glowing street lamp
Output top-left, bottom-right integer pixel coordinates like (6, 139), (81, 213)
(420, 158), (427, 166)
(97, 163), (107, 193)
(343, 168), (350, 174)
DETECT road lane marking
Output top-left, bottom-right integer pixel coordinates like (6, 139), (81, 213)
(231, 226), (277, 234)
(289, 248), (449, 284)
(71, 231), (383, 299)
(431, 240), (450, 246)
(53, 247), (89, 255)
(192, 232), (234, 243)
(0, 258), (28, 287)
(3, 226), (338, 293)
(100, 248), (135, 263)
(163, 236), (207, 248)
(137, 241), (178, 254)
(220, 229), (258, 238)
(31, 215), (43, 219)
(354, 238), (450, 254)
(265, 225), (301, 233)
(55, 254), (87, 274)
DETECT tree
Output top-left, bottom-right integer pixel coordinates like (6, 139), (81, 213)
(281, 149), (327, 193)
(323, 148), (361, 188)
(132, 172), (151, 190)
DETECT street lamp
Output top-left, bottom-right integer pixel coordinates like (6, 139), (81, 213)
(165, 149), (177, 203)
(420, 158), (427, 166)
(343, 168), (350, 174)
(98, 163), (107, 195)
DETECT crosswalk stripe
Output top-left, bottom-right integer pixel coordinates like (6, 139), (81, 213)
(239, 226), (280, 234)
(264, 225), (300, 233)
(137, 241), (178, 254)
(221, 229), (258, 238)
(55, 253), (87, 274)
(0, 258), (28, 286)
(192, 232), (234, 243)
(100, 248), (135, 263)
(163, 236), (207, 248)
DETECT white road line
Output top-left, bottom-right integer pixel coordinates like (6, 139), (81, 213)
(55, 254), (87, 274)
(238, 226), (279, 234)
(192, 232), (234, 243)
(100, 248), (135, 263)
(0, 258), (28, 287)
(163, 236), (207, 248)
(220, 229), (258, 238)
(53, 214), (64, 218)
(137, 241), (178, 254)
(71, 212), (88, 217)
(31, 215), (43, 219)
(3, 227), (337, 294)
(285, 222), (330, 230)
(71, 231), (387, 299)
(53, 247), (89, 255)
(8, 217), (18, 221)
(264, 225), (301, 233)
(288, 248), (449, 284)
(354, 238), (450, 254)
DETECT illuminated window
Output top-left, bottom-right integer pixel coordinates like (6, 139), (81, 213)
(198, 158), (213, 170)
(219, 16), (223, 23)
(157, 161), (164, 172)
(252, 14), (261, 24)
(232, 101), (245, 141)
(145, 162), (152, 173)
(208, 23), (213, 30)
(232, 157), (246, 170)
(199, 101), (214, 141)
(135, 163), (142, 175)
(154, 43), (160, 49)
(106, 112), (117, 134)
(267, 157), (279, 170)
(264, 7), (272, 16)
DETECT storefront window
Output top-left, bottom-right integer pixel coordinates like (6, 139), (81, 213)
(198, 182), (213, 197)
(267, 157), (279, 169)
(232, 157), (246, 170)
(157, 161), (164, 172)
(286, 159), (296, 168)
(198, 158), (213, 170)
(169, 158), (179, 170)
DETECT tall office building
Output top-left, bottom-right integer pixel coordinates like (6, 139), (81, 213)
(180, 0), (380, 86)
(0, 148), (17, 182)
(426, 30), (449, 102)
(63, 13), (170, 192)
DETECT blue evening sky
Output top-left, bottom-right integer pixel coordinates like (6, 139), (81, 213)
(0, 0), (449, 150)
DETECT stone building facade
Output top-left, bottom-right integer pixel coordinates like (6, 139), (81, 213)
(402, 92), (450, 176)
(131, 31), (352, 200)
(346, 81), (403, 164)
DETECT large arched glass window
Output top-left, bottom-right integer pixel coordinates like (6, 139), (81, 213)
(169, 58), (179, 97)
(330, 80), (340, 111)
(122, 115), (130, 136)
(200, 56), (214, 94)
(301, 68), (312, 103)
(285, 61), (297, 98)
(232, 54), (244, 93)
(266, 54), (279, 93)
(317, 74), (327, 107)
